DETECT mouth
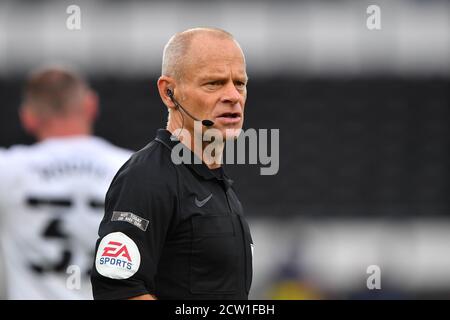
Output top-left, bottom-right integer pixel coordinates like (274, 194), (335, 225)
(215, 112), (242, 124)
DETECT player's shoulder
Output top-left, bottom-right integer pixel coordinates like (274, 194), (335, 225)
(0, 146), (7, 166)
(40, 135), (133, 164)
(85, 136), (133, 162)
(0, 144), (32, 163)
(0, 137), (132, 171)
(0, 146), (7, 160)
(0, 144), (34, 182)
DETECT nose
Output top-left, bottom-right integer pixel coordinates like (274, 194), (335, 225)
(220, 82), (241, 105)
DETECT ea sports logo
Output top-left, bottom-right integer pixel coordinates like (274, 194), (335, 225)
(95, 232), (141, 279)
(102, 241), (132, 261)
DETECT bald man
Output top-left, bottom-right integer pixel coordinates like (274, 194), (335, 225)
(0, 67), (131, 299)
(91, 28), (254, 300)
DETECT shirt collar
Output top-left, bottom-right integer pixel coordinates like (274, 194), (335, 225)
(155, 129), (234, 188)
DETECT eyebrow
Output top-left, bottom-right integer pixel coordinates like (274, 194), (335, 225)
(198, 74), (248, 83)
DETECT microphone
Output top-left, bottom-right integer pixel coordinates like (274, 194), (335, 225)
(166, 89), (214, 127)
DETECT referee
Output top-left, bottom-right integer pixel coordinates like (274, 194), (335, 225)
(91, 28), (253, 300)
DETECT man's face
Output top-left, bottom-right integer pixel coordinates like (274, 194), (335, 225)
(176, 35), (248, 140)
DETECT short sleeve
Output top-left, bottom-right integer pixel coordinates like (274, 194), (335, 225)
(91, 159), (178, 300)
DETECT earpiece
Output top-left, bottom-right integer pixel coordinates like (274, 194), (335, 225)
(164, 87), (214, 127)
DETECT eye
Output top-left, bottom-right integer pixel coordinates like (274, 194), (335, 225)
(235, 81), (246, 89)
(203, 81), (223, 91)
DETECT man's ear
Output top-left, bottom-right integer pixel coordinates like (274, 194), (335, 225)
(84, 90), (99, 122)
(157, 76), (177, 110)
(19, 105), (39, 136)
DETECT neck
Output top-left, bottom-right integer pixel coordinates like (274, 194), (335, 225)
(201, 140), (224, 169)
(167, 120), (224, 169)
(36, 119), (92, 141)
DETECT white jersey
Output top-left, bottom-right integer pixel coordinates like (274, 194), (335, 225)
(0, 136), (132, 300)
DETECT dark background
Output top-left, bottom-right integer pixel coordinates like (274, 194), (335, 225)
(2, 76), (448, 218)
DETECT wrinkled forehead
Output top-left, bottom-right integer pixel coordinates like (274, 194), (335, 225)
(183, 36), (247, 80)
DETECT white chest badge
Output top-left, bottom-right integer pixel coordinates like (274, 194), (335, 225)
(95, 232), (141, 279)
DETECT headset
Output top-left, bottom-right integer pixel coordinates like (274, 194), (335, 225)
(166, 88), (214, 127)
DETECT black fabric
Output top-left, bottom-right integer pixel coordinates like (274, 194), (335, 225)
(91, 129), (253, 300)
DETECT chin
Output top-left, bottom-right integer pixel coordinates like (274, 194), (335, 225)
(222, 127), (242, 141)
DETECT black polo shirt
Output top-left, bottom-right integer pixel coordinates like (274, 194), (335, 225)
(91, 129), (253, 300)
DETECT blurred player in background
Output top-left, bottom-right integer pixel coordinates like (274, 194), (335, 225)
(0, 66), (131, 299)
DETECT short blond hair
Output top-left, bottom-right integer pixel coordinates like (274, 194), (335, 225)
(22, 65), (88, 116)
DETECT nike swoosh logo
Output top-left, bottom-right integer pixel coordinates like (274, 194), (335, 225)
(195, 194), (213, 207)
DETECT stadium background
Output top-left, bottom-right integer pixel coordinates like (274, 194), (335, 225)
(0, 0), (449, 299)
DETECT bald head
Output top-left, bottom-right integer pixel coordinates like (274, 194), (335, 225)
(162, 27), (244, 81)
